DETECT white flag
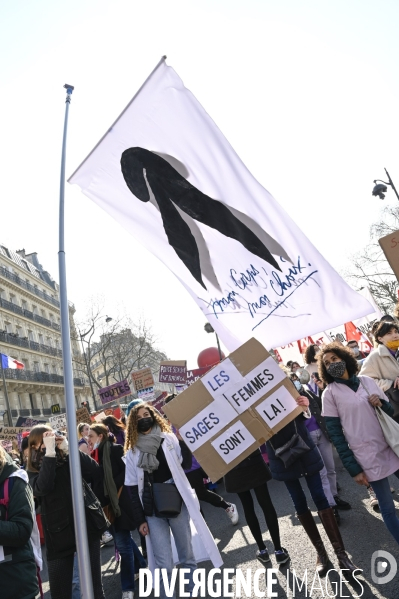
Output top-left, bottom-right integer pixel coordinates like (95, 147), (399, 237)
(69, 60), (373, 351)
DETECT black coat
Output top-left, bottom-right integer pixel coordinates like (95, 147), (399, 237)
(303, 388), (330, 439)
(29, 452), (101, 561)
(266, 415), (324, 482)
(92, 442), (136, 532)
(224, 450), (272, 493)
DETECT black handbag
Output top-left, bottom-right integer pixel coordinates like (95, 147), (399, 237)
(82, 479), (110, 534)
(384, 386), (399, 421)
(269, 421), (311, 469)
(152, 482), (183, 518)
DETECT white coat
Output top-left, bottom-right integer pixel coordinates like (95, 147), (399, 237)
(360, 344), (399, 391)
(124, 431), (223, 575)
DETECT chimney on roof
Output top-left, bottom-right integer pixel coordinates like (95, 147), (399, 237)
(16, 249), (26, 258)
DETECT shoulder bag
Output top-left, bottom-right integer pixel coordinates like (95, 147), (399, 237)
(82, 479), (110, 534)
(103, 486), (124, 525)
(268, 420), (311, 469)
(152, 482), (183, 518)
(359, 377), (399, 458)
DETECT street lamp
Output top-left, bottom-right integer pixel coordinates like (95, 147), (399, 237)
(78, 315), (113, 410)
(372, 168), (399, 202)
(204, 322), (223, 361)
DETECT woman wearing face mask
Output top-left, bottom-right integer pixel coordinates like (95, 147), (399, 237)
(124, 404), (222, 599)
(77, 423), (91, 455)
(360, 321), (399, 421)
(27, 425), (105, 599)
(320, 343), (399, 545)
(266, 393), (358, 577)
(88, 423), (145, 599)
(290, 370), (351, 522)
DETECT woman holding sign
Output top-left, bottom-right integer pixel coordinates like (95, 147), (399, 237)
(266, 395), (359, 578)
(124, 403), (222, 599)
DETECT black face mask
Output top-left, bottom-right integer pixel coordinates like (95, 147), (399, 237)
(138, 417), (154, 433)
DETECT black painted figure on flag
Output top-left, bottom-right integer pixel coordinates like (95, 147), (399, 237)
(121, 147), (285, 289)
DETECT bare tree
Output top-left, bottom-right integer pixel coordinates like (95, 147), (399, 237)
(344, 205), (399, 313)
(73, 302), (168, 391)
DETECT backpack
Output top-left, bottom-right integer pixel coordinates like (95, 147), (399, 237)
(0, 474), (44, 599)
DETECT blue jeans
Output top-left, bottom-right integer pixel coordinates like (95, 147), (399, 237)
(131, 535), (147, 570)
(370, 470), (399, 545)
(146, 503), (197, 599)
(71, 553), (80, 599)
(284, 471), (330, 515)
(111, 528), (136, 592)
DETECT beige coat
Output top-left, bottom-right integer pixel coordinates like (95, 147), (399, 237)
(359, 345), (399, 391)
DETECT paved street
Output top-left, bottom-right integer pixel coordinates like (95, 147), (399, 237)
(41, 453), (398, 598)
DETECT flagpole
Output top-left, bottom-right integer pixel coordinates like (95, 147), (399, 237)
(58, 84), (95, 599)
(0, 362), (13, 426)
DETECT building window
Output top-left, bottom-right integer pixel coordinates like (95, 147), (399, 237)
(52, 365), (58, 374)
(44, 364), (49, 374)
(21, 300), (28, 310)
(1, 246), (11, 259)
(16, 326), (23, 338)
(47, 337), (52, 347)
(28, 330), (35, 341)
(41, 309), (46, 318)
(29, 393), (35, 410)
(21, 260), (29, 271)
(32, 305), (38, 315)
(9, 294), (16, 304)
(38, 334), (44, 344)
(5, 322), (12, 334)
(33, 362), (40, 372)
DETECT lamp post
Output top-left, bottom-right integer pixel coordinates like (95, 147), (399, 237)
(78, 315), (112, 411)
(372, 168), (399, 202)
(204, 322), (223, 361)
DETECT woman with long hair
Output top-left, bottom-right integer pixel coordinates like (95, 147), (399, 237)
(0, 443), (40, 599)
(266, 395), (358, 577)
(88, 423), (145, 599)
(77, 422), (91, 455)
(124, 403), (222, 599)
(27, 425), (105, 599)
(320, 343), (399, 545)
(102, 415), (126, 446)
(304, 344), (321, 393)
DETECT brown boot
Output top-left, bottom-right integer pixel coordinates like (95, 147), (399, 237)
(297, 510), (331, 577)
(318, 508), (359, 575)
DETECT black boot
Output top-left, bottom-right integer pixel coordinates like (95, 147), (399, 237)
(297, 510), (331, 577)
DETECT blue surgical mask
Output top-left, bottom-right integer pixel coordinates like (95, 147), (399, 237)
(293, 380), (302, 391)
(93, 441), (100, 450)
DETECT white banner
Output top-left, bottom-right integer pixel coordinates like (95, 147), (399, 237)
(69, 60), (373, 351)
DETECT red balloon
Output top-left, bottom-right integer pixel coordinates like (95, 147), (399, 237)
(197, 347), (225, 368)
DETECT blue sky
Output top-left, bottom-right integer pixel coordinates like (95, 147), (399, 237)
(1, 0), (398, 365)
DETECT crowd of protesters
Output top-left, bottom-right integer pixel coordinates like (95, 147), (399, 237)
(2, 313), (399, 598)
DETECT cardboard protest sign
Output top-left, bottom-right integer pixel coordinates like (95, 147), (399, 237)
(0, 439), (12, 453)
(94, 411), (107, 422)
(379, 229), (399, 281)
(131, 367), (154, 392)
(76, 407), (92, 425)
(137, 387), (155, 401)
(186, 367), (211, 386)
(163, 338), (302, 481)
(159, 361), (187, 384)
(0, 426), (32, 441)
(98, 379), (132, 405)
(49, 414), (67, 430)
(15, 417), (45, 427)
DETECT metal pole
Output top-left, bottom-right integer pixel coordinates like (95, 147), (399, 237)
(385, 168), (399, 202)
(215, 333), (223, 362)
(58, 84), (94, 599)
(79, 331), (98, 411)
(0, 362), (13, 426)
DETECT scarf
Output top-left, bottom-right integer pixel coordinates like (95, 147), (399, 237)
(135, 424), (162, 473)
(102, 441), (121, 518)
(335, 374), (360, 393)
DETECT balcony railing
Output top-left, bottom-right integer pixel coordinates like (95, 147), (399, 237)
(0, 331), (62, 358)
(0, 265), (60, 308)
(3, 367), (84, 387)
(0, 298), (61, 332)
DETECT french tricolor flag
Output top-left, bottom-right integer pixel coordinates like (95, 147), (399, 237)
(0, 353), (25, 370)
